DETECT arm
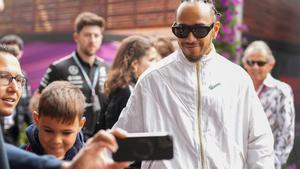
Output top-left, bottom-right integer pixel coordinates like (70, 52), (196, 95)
(5, 129), (129, 169)
(60, 129), (129, 169)
(274, 89), (295, 168)
(112, 83), (146, 133)
(244, 79), (274, 169)
(6, 143), (62, 169)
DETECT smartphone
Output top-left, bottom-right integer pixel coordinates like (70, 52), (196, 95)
(112, 132), (173, 162)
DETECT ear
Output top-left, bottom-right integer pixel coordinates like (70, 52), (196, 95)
(212, 21), (221, 39)
(33, 111), (40, 126)
(267, 62), (275, 72)
(73, 32), (78, 43)
(18, 50), (24, 59)
(131, 59), (139, 75)
(79, 117), (86, 129)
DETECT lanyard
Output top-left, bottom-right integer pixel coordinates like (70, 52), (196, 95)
(72, 52), (99, 95)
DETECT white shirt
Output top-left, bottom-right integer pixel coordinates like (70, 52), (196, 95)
(114, 47), (274, 169)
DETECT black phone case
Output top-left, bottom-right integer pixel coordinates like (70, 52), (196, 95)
(112, 135), (173, 161)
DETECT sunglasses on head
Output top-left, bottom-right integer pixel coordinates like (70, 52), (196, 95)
(172, 22), (215, 39)
(246, 60), (268, 67)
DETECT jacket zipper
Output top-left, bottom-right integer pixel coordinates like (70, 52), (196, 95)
(147, 161), (154, 169)
(196, 62), (205, 169)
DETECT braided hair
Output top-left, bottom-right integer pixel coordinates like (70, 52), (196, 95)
(180, 0), (221, 17)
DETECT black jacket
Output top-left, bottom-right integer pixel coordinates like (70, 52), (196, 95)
(97, 86), (131, 130)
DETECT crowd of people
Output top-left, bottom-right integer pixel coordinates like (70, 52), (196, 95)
(0, 0), (296, 169)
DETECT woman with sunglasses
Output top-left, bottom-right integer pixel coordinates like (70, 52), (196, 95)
(243, 40), (295, 169)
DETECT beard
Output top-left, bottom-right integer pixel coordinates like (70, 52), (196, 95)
(181, 35), (214, 63)
(185, 54), (202, 62)
(82, 48), (96, 57)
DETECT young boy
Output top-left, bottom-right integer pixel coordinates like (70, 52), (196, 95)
(23, 81), (86, 160)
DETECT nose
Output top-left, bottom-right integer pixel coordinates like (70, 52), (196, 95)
(53, 134), (63, 144)
(7, 79), (19, 92)
(186, 32), (197, 42)
(91, 35), (96, 42)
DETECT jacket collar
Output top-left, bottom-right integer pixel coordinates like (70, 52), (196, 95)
(262, 73), (277, 88)
(74, 51), (102, 67)
(257, 73), (276, 94)
(177, 44), (217, 66)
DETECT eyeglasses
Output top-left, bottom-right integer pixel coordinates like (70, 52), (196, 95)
(0, 71), (26, 88)
(172, 22), (215, 39)
(246, 60), (268, 67)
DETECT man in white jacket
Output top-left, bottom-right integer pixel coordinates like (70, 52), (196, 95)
(113, 0), (275, 168)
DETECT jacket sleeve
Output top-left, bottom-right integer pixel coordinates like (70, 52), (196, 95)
(6, 143), (62, 169)
(112, 83), (149, 132)
(245, 80), (275, 169)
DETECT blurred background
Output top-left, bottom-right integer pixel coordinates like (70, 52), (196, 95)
(0, 0), (299, 168)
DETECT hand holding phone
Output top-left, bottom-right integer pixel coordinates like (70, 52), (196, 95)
(112, 132), (173, 162)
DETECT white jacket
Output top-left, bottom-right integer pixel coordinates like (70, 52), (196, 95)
(114, 48), (274, 169)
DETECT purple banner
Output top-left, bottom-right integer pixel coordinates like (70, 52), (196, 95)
(20, 41), (118, 91)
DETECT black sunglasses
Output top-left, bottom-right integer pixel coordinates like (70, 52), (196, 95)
(246, 60), (268, 67)
(172, 22), (215, 39)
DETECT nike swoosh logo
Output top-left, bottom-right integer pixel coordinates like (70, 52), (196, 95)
(209, 83), (221, 90)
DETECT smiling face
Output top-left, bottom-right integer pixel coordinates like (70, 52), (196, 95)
(0, 53), (22, 116)
(34, 114), (85, 160)
(175, 2), (220, 62)
(243, 50), (274, 85)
